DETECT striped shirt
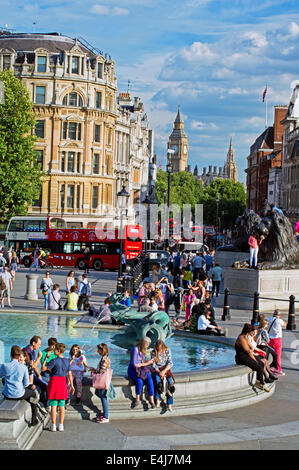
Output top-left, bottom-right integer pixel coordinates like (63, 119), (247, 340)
(96, 355), (111, 374)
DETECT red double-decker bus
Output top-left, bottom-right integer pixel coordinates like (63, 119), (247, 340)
(21, 220), (143, 270)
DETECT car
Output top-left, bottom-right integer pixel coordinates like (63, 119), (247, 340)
(142, 250), (171, 269)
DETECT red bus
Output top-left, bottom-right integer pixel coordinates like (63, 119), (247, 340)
(22, 222), (143, 270)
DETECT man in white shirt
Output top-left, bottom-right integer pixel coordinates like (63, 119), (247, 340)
(267, 309), (286, 376)
(197, 311), (224, 336)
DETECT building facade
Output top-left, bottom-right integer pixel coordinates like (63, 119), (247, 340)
(245, 105), (287, 213)
(168, 105), (188, 172)
(0, 31), (153, 227)
(115, 92), (153, 222)
(281, 84), (299, 223)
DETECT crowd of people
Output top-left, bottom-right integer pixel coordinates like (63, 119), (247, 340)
(39, 270), (93, 312)
(0, 333), (176, 430)
(0, 244), (289, 433)
(137, 250), (225, 336)
(235, 309), (286, 392)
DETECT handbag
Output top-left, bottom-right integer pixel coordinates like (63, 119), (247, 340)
(135, 365), (152, 380)
(92, 368), (113, 390)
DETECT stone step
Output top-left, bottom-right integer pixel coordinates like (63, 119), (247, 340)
(63, 382), (275, 421)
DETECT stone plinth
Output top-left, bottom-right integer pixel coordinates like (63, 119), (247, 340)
(24, 274), (39, 301)
(0, 399), (49, 450)
(214, 251), (249, 268)
(218, 267), (299, 312)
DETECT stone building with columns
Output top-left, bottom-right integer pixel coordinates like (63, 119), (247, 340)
(0, 31), (152, 227)
(115, 92), (153, 222)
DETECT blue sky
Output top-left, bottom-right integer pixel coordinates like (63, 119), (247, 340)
(2, 0), (299, 182)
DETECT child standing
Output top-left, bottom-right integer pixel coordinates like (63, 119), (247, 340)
(69, 344), (87, 405)
(42, 343), (75, 432)
(90, 343), (111, 423)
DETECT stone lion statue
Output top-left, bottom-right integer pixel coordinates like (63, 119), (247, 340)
(255, 202), (299, 269)
(234, 209), (261, 252)
(234, 201), (299, 270)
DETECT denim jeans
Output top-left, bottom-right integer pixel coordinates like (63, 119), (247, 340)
(128, 364), (154, 397)
(95, 388), (109, 419)
(152, 372), (174, 405)
(44, 292), (49, 309)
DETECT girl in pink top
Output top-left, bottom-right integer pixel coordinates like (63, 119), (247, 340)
(248, 233), (263, 268)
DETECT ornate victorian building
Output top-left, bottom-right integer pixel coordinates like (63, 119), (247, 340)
(115, 92), (153, 222)
(246, 105), (286, 213)
(0, 31), (153, 226)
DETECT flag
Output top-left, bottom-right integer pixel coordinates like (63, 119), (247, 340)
(262, 86), (267, 102)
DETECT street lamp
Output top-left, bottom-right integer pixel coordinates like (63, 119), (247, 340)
(142, 193), (153, 254)
(166, 158), (173, 250)
(166, 149), (175, 209)
(60, 186), (65, 221)
(216, 193), (220, 248)
(117, 185), (129, 277)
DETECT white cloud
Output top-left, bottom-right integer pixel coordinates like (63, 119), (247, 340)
(91, 4), (110, 14)
(111, 6), (129, 15)
(191, 120), (218, 131)
(91, 4), (129, 15)
(181, 42), (218, 63)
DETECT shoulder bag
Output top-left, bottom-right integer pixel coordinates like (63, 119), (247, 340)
(92, 368), (113, 390)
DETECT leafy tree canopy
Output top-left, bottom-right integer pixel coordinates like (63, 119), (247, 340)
(0, 70), (43, 223)
(156, 170), (246, 227)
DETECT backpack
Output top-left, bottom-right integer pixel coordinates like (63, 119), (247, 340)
(0, 258), (5, 268)
(40, 280), (49, 295)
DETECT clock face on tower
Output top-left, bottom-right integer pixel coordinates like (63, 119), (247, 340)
(184, 145), (187, 154)
(172, 145), (178, 154)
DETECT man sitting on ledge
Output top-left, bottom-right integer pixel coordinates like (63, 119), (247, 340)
(197, 310), (225, 336)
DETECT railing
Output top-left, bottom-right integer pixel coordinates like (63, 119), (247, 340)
(221, 288), (297, 331)
(116, 255), (144, 296)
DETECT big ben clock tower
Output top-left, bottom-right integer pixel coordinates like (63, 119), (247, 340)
(168, 105), (188, 172)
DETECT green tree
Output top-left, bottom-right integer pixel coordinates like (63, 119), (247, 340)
(0, 70), (43, 222)
(156, 169), (204, 209)
(200, 179), (246, 227)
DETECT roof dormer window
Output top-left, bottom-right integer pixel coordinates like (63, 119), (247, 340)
(3, 54), (11, 70)
(71, 56), (79, 74)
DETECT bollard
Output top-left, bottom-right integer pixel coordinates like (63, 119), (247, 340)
(287, 295), (296, 331)
(251, 291), (260, 325)
(24, 274), (39, 301)
(116, 277), (124, 293)
(222, 288), (231, 321)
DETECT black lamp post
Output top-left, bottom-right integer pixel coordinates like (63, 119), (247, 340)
(142, 193), (153, 254)
(60, 187), (65, 221)
(117, 185), (129, 277)
(216, 193), (220, 248)
(166, 161), (172, 209)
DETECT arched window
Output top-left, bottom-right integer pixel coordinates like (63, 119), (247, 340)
(62, 92), (83, 107)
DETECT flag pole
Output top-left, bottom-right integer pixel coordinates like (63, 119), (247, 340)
(264, 84), (268, 129)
